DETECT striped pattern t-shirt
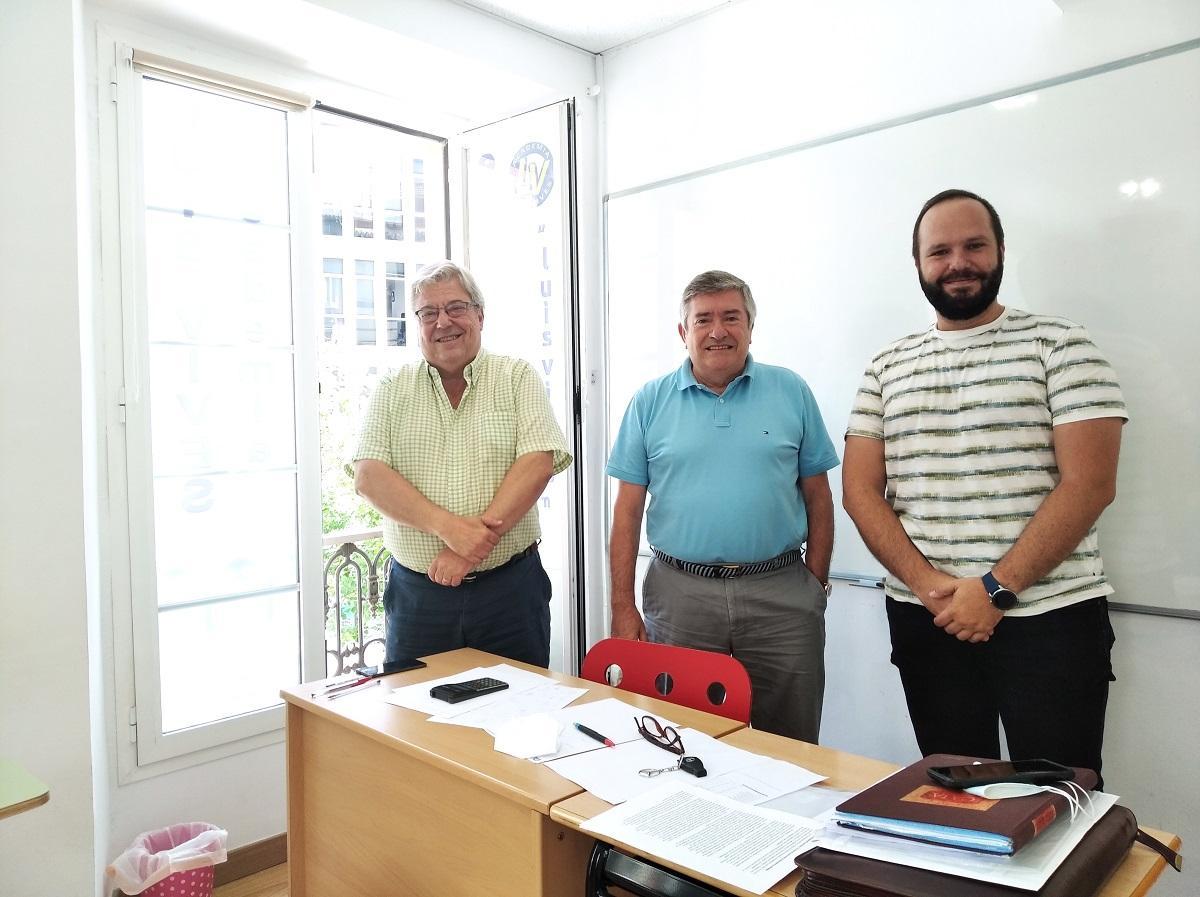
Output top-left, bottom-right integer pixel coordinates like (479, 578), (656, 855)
(845, 307), (1127, 615)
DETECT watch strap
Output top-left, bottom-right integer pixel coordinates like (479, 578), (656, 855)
(981, 571), (1003, 595)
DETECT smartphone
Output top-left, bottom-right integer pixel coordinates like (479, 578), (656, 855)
(927, 759), (1075, 789)
(352, 658), (427, 678)
(429, 677), (509, 704)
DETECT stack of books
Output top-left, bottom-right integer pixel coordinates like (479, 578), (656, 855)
(832, 753), (1097, 856)
(794, 754), (1133, 897)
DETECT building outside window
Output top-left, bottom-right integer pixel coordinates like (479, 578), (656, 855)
(312, 109), (448, 674)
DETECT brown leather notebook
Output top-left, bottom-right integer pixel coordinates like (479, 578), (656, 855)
(834, 754), (1097, 855)
(795, 805), (1136, 897)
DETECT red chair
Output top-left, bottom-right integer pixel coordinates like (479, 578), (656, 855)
(579, 637), (752, 724)
(580, 639), (754, 897)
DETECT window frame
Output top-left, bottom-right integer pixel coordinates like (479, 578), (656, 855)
(106, 43), (325, 768)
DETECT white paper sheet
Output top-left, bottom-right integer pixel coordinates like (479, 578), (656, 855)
(816, 791), (1119, 891)
(761, 785), (854, 820)
(383, 663), (557, 716)
(699, 755), (825, 805)
(426, 683), (586, 730)
(583, 783), (820, 895)
(529, 698), (673, 761)
(546, 728), (810, 805)
(493, 713), (561, 759)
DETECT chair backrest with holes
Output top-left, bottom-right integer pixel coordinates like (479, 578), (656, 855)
(579, 638), (752, 724)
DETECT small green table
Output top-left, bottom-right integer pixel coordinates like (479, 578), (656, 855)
(0, 758), (49, 821)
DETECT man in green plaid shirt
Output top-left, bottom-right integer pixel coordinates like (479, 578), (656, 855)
(353, 261), (572, 667)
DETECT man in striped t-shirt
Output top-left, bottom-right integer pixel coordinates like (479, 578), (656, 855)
(842, 190), (1127, 783)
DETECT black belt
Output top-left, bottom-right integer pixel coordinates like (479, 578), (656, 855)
(651, 547), (802, 579)
(461, 542), (539, 582)
(393, 542), (539, 584)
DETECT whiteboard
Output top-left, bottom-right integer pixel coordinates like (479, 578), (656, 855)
(606, 46), (1200, 613)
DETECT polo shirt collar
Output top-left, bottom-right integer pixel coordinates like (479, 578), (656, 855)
(676, 354), (756, 392)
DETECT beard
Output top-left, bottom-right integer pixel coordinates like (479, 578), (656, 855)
(920, 259), (1004, 321)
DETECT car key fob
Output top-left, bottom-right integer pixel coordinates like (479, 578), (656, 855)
(680, 755), (707, 778)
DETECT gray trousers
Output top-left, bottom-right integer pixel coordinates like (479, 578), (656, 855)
(642, 557), (827, 743)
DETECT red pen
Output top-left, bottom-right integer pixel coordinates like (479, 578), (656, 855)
(575, 722), (615, 747)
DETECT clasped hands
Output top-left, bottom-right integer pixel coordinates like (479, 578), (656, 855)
(921, 573), (1003, 643)
(428, 514), (503, 587)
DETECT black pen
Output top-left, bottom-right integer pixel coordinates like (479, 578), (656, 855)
(327, 679), (382, 700)
(574, 722), (615, 747)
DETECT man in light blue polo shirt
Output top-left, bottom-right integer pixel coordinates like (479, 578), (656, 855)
(606, 270), (838, 742)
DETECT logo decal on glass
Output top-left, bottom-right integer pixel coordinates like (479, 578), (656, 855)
(511, 141), (554, 206)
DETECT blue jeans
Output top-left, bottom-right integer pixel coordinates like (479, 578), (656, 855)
(383, 549), (552, 667)
(887, 595), (1116, 787)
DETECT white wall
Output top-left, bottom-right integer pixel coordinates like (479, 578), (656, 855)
(601, 3), (1199, 895)
(0, 2), (105, 896)
(2, 0), (597, 893)
(604, 0), (1200, 194)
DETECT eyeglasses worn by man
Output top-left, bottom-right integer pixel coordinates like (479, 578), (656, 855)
(352, 260), (572, 668)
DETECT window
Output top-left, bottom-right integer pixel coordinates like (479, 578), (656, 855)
(322, 205), (343, 236)
(111, 57), (453, 764)
(353, 193), (374, 239)
(386, 262), (406, 347)
(323, 258), (344, 341)
(414, 160), (426, 241)
(355, 259), (375, 345)
(384, 189), (404, 241)
(120, 70), (312, 762)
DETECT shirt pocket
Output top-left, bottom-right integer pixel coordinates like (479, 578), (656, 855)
(472, 411), (517, 469)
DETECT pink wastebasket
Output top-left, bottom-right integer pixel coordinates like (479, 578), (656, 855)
(142, 864), (215, 897)
(108, 822), (227, 896)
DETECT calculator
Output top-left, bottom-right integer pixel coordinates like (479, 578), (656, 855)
(429, 677), (510, 704)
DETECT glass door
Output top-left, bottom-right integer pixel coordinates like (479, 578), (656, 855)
(453, 101), (581, 672)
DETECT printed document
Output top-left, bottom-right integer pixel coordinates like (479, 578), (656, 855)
(583, 782), (820, 894)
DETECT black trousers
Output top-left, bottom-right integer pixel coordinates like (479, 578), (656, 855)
(383, 550), (552, 668)
(886, 596), (1116, 788)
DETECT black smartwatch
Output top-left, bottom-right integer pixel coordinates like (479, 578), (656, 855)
(981, 571), (1019, 610)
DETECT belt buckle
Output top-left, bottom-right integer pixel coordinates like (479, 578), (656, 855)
(718, 563), (740, 578)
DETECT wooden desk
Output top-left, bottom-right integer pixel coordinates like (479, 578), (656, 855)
(281, 648), (745, 897)
(0, 759), (49, 821)
(551, 727), (1182, 897)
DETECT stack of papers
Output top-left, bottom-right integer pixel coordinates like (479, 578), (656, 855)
(547, 727), (826, 805)
(384, 663), (582, 727)
(583, 783), (822, 895)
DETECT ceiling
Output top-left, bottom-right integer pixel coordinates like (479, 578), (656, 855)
(454, 0), (737, 53)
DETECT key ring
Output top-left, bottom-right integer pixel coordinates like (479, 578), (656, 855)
(638, 755), (708, 778)
(639, 763), (679, 777)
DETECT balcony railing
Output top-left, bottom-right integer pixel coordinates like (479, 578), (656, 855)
(322, 527), (390, 677)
